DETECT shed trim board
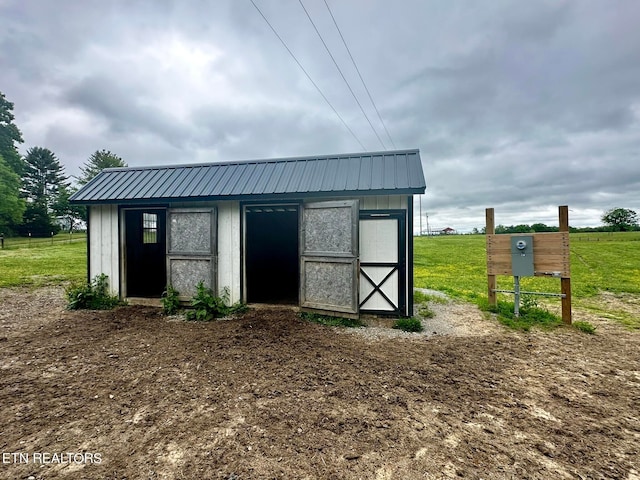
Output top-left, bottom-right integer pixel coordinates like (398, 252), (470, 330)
(74, 150), (426, 317)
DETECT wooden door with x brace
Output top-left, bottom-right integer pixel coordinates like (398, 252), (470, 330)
(358, 211), (406, 315)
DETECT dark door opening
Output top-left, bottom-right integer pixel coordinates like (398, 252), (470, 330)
(245, 205), (299, 304)
(125, 209), (167, 297)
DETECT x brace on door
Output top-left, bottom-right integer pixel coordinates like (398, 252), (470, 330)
(359, 263), (399, 313)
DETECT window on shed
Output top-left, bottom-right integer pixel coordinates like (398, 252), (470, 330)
(143, 213), (158, 244)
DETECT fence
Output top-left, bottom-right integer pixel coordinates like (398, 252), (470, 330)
(0, 233), (87, 250)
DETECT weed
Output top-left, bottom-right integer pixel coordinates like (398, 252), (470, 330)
(185, 283), (248, 321)
(300, 312), (364, 328)
(418, 305), (435, 318)
(66, 274), (123, 310)
(478, 298), (561, 331)
(393, 317), (424, 332)
(161, 284), (181, 315)
(413, 290), (447, 304)
(573, 321), (596, 334)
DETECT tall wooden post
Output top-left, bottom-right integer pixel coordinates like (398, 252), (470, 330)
(486, 208), (496, 306)
(559, 205), (572, 324)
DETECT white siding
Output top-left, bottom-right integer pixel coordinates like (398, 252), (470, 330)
(359, 195), (407, 210)
(217, 202), (241, 304)
(89, 205), (119, 295)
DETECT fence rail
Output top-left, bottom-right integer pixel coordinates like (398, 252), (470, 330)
(0, 234), (87, 250)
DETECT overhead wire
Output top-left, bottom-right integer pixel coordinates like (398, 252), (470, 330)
(297, 0), (387, 150)
(248, 0), (367, 151)
(323, 0), (397, 149)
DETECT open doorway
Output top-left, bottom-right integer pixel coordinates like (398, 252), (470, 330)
(245, 204), (299, 304)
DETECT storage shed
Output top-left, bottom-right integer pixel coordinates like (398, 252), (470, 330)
(70, 149), (426, 318)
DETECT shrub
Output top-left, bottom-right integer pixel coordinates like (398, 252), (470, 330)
(477, 298), (562, 331)
(393, 317), (424, 332)
(66, 274), (122, 310)
(573, 321), (596, 334)
(185, 283), (248, 321)
(161, 284), (181, 315)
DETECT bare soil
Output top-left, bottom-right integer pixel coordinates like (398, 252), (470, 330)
(1, 287), (639, 480)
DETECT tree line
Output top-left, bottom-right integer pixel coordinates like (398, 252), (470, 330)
(469, 208), (639, 234)
(0, 91), (127, 237)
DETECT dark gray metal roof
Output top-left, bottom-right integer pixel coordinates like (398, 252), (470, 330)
(70, 149), (426, 205)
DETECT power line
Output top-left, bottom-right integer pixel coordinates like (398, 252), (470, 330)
(298, 0), (387, 150)
(248, 0), (367, 151)
(323, 0), (397, 149)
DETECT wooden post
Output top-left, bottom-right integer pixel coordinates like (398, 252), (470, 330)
(559, 205), (572, 324)
(486, 208), (496, 306)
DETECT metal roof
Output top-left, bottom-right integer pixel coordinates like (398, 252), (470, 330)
(70, 149), (426, 205)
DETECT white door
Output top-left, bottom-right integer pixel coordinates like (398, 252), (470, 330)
(359, 212), (405, 314)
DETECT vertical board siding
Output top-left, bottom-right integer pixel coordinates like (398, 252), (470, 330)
(89, 205), (119, 295)
(217, 202), (241, 304)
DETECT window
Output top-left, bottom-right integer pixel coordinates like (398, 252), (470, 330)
(143, 213), (158, 244)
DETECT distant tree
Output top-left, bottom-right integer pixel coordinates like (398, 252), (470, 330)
(22, 147), (69, 211)
(0, 91), (25, 176)
(19, 203), (60, 237)
(0, 153), (25, 233)
(601, 208), (638, 232)
(77, 149), (127, 185)
(531, 223), (558, 232)
(52, 184), (86, 232)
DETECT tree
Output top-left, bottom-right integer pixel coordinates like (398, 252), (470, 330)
(22, 147), (69, 211)
(77, 149), (127, 185)
(601, 208), (639, 232)
(0, 153), (25, 233)
(52, 184), (86, 232)
(0, 91), (25, 176)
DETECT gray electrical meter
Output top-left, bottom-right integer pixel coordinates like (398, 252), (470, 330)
(511, 235), (534, 276)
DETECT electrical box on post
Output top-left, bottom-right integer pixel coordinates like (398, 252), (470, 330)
(511, 235), (534, 277)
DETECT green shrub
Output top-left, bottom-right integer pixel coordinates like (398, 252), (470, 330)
(300, 312), (364, 328)
(66, 274), (122, 310)
(185, 283), (248, 321)
(477, 298), (562, 331)
(573, 321), (596, 334)
(393, 317), (424, 332)
(161, 284), (181, 315)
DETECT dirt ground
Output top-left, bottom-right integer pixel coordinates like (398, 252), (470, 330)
(1, 287), (639, 479)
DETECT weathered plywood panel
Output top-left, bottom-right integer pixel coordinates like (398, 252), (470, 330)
(487, 232), (570, 277)
(168, 257), (214, 298)
(303, 206), (353, 255)
(169, 210), (213, 254)
(167, 208), (217, 299)
(301, 258), (357, 313)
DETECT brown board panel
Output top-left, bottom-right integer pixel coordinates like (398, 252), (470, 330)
(487, 233), (570, 277)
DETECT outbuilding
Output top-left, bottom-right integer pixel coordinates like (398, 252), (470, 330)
(70, 149), (426, 318)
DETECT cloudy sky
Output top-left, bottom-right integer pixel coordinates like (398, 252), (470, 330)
(2, 0), (639, 232)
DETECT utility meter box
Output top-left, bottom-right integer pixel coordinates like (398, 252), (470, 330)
(511, 235), (534, 277)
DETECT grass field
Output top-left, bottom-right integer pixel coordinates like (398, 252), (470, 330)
(0, 236), (86, 288)
(415, 231), (640, 328)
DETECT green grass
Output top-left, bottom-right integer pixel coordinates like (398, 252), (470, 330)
(414, 232), (640, 329)
(0, 239), (86, 288)
(300, 312), (364, 328)
(1, 232), (86, 249)
(414, 232), (640, 299)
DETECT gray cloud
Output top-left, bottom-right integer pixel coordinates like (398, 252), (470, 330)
(2, 0), (639, 231)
